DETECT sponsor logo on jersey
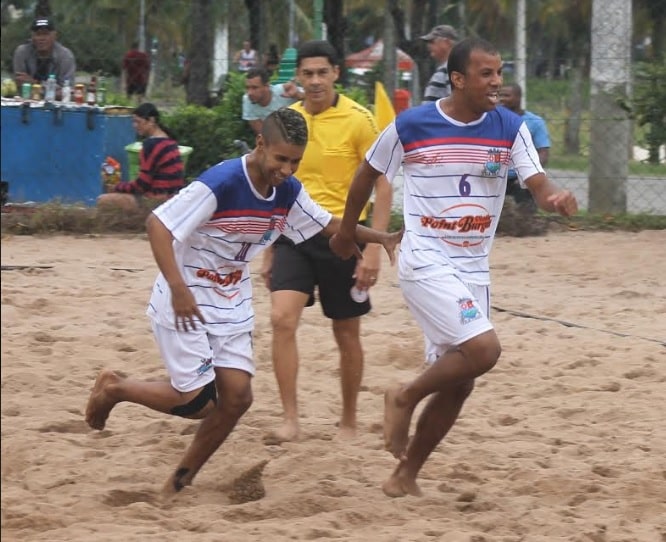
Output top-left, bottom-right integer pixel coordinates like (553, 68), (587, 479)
(196, 268), (243, 298)
(420, 203), (492, 247)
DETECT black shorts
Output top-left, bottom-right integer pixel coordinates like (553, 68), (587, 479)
(270, 233), (370, 320)
(127, 82), (147, 96)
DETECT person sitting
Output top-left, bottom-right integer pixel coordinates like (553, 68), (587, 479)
(97, 103), (185, 210)
(242, 67), (302, 135)
(13, 16), (76, 94)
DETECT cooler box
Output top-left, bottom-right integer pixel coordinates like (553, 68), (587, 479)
(125, 142), (193, 180)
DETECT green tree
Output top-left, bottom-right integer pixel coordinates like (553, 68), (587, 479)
(632, 62), (666, 163)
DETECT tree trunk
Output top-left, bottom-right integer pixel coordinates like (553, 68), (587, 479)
(564, 58), (583, 154)
(588, 0), (632, 213)
(245, 0), (263, 64)
(324, 0), (346, 83)
(187, 0), (213, 106)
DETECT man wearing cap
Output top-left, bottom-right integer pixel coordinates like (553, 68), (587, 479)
(13, 17), (76, 91)
(420, 24), (458, 102)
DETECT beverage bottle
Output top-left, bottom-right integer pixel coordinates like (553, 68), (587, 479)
(86, 75), (97, 106)
(44, 74), (57, 102)
(61, 79), (71, 104)
(97, 76), (107, 107)
(350, 285), (369, 303)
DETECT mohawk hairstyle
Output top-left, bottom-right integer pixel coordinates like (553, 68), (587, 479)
(262, 107), (308, 147)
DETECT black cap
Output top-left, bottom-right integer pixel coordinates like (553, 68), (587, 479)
(32, 17), (55, 31)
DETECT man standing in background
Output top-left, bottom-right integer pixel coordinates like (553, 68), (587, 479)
(500, 83), (551, 210)
(123, 41), (151, 103)
(242, 67), (303, 135)
(261, 40), (392, 444)
(420, 24), (459, 102)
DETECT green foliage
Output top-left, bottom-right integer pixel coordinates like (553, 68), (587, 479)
(0, 20), (32, 73)
(335, 83), (369, 108)
(631, 62), (666, 164)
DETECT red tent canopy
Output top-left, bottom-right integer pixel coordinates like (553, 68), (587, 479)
(345, 40), (414, 72)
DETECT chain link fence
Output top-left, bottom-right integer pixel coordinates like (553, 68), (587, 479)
(1, 1), (664, 215)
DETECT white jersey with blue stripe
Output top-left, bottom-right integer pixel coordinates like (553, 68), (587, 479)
(366, 102), (543, 285)
(147, 155), (332, 335)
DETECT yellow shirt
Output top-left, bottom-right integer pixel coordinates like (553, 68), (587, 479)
(290, 94), (379, 219)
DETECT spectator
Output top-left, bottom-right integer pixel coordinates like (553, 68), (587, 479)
(234, 40), (258, 72)
(500, 83), (551, 210)
(242, 67), (302, 135)
(97, 103), (184, 211)
(261, 40), (393, 443)
(122, 41), (151, 103)
(420, 24), (458, 102)
(13, 16), (76, 94)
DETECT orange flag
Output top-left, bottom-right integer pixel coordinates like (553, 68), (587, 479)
(374, 81), (396, 131)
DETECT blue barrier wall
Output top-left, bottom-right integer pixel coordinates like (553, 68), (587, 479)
(1, 104), (135, 205)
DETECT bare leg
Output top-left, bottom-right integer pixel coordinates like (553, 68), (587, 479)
(163, 367), (252, 495)
(85, 370), (123, 430)
(383, 385), (414, 459)
(383, 380), (474, 497)
(332, 317), (363, 439)
(382, 330), (500, 496)
(85, 370), (211, 430)
(266, 290), (308, 443)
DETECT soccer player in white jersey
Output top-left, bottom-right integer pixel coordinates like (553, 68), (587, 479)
(330, 37), (578, 498)
(85, 108), (402, 496)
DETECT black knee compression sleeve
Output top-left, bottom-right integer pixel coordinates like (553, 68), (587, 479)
(171, 380), (217, 417)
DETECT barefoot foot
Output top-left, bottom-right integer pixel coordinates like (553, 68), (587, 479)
(85, 369), (122, 430)
(263, 420), (300, 445)
(382, 470), (423, 498)
(383, 386), (413, 459)
(336, 423), (357, 440)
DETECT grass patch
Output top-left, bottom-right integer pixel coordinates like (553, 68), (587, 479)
(2, 201), (664, 238)
(1, 203), (152, 236)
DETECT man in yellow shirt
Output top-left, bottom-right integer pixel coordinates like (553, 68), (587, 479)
(261, 40), (392, 442)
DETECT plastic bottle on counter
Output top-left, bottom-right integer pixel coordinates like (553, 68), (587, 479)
(44, 74), (57, 102)
(86, 75), (97, 106)
(97, 76), (107, 107)
(61, 79), (71, 104)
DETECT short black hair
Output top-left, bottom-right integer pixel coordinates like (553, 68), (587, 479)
(262, 108), (308, 147)
(447, 37), (499, 85)
(133, 102), (160, 121)
(296, 40), (339, 68)
(245, 67), (270, 84)
(503, 82), (522, 98)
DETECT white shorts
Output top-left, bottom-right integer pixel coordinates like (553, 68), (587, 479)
(151, 321), (255, 392)
(400, 275), (493, 365)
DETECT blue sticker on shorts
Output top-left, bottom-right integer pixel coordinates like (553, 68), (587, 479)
(458, 297), (481, 325)
(196, 357), (213, 375)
